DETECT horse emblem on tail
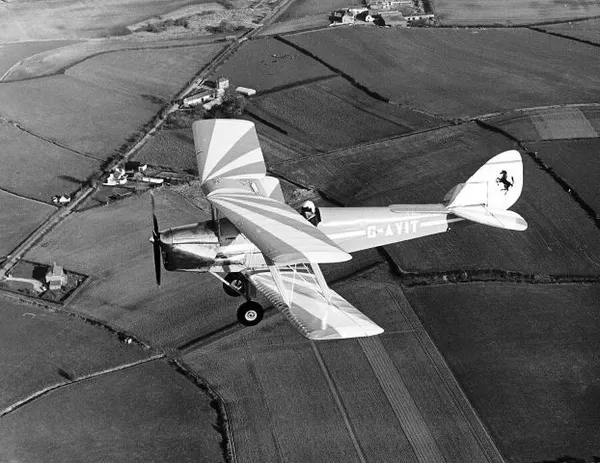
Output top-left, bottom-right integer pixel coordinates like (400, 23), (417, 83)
(496, 170), (514, 194)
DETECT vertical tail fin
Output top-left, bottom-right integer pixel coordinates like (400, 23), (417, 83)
(445, 150), (527, 231)
(444, 150), (523, 210)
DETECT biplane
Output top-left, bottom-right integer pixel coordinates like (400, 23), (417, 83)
(150, 119), (527, 340)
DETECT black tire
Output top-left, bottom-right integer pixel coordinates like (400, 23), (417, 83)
(223, 272), (245, 297)
(237, 301), (264, 326)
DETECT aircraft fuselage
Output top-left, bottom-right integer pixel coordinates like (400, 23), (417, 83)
(155, 204), (464, 274)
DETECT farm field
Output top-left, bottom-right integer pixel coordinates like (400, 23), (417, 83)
(274, 0), (364, 21)
(0, 297), (152, 413)
(432, 0), (600, 26)
(2, 36), (219, 82)
(404, 282), (600, 462)
(185, 273), (504, 462)
(65, 42), (226, 101)
(0, 359), (222, 462)
(133, 128), (197, 173)
(0, 0), (210, 41)
(210, 36), (335, 93)
(286, 27), (600, 119)
(0, 40), (79, 78)
(0, 75), (159, 158)
(0, 191), (55, 257)
(24, 189), (241, 348)
(484, 105), (600, 141)
(0, 119), (102, 201)
(525, 138), (600, 215)
(539, 18), (600, 44)
(271, 122), (600, 275)
(249, 76), (441, 150)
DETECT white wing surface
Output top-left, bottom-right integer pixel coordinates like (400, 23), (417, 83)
(209, 193), (351, 264)
(246, 268), (383, 340)
(194, 118), (350, 265)
(193, 119), (266, 183)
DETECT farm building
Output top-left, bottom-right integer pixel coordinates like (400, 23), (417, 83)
(46, 263), (68, 290)
(370, 0), (413, 9)
(405, 13), (435, 22)
(236, 87), (256, 96)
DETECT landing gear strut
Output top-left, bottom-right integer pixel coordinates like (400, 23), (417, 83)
(217, 272), (264, 327)
(237, 301), (264, 326)
(223, 272), (246, 297)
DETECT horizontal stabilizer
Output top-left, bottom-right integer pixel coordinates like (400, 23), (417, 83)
(247, 269), (383, 340)
(450, 205), (528, 231)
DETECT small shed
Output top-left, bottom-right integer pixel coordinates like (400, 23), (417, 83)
(46, 263), (68, 291)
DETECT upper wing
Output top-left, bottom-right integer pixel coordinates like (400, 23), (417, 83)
(193, 118), (350, 265)
(193, 119), (265, 184)
(245, 266), (383, 340)
(209, 192), (351, 264)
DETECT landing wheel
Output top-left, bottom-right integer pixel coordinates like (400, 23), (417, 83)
(237, 301), (264, 326)
(223, 272), (246, 297)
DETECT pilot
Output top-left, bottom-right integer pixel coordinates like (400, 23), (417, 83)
(300, 200), (320, 226)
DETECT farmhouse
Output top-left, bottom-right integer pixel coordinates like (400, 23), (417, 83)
(46, 263), (68, 291)
(183, 77), (231, 108)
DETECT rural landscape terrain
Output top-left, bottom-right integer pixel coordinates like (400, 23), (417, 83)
(0, 0), (599, 462)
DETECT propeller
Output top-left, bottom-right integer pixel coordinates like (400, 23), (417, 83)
(150, 192), (162, 286)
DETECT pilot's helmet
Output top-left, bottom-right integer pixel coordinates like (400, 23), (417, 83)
(301, 200), (316, 218)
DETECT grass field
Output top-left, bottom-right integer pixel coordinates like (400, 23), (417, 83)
(0, 40), (79, 78)
(0, 0), (209, 41)
(2, 36), (219, 82)
(0, 297), (152, 412)
(0, 191), (55, 257)
(133, 128), (197, 173)
(0, 359), (222, 462)
(0, 119), (103, 201)
(65, 42), (226, 101)
(25, 189), (242, 348)
(432, 0), (600, 26)
(271, 122), (600, 275)
(0, 75), (159, 157)
(404, 282), (600, 462)
(275, 0), (364, 21)
(286, 27), (600, 119)
(525, 138), (600, 215)
(210, 36), (336, 93)
(539, 18), (600, 44)
(485, 105), (600, 141)
(249, 76), (440, 150)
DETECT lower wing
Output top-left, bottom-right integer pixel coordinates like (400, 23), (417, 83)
(245, 265), (383, 340)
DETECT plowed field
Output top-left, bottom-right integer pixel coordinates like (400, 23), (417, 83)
(405, 282), (600, 462)
(286, 28), (600, 119)
(249, 76), (440, 150)
(484, 105), (600, 141)
(0, 40), (78, 77)
(133, 128), (197, 173)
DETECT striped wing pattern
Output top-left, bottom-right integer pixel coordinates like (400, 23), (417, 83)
(193, 119), (266, 184)
(209, 193), (351, 264)
(246, 269), (384, 340)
